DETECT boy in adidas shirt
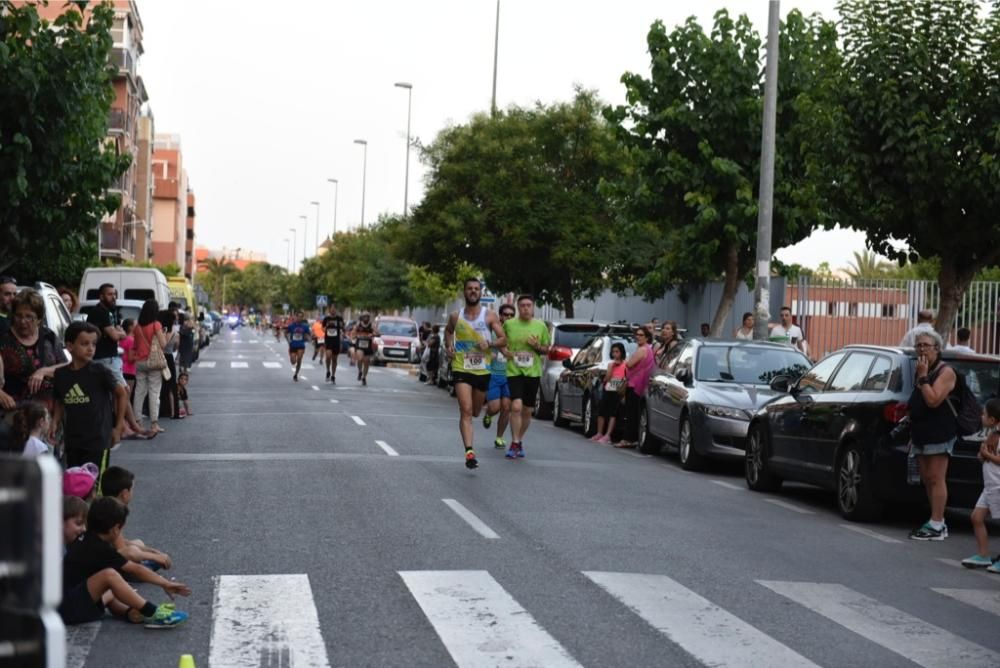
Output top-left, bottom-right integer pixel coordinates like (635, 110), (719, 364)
(52, 322), (129, 473)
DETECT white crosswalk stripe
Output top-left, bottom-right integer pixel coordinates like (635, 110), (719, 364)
(230, 362), (248, 368)
(65, 622), (100, 668)
(399, 570), (582, 667)
(758, 581), (1000, 668)
(209, 574), (330, 668)
(198, 361), (216, 368)
(585, 572), (819, 667)
(263, 362), (282, 368)
(933, 587), (1000, 616)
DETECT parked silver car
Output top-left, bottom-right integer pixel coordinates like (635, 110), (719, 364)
(534, 320), (618, 419)
(639, 339), (812, 470)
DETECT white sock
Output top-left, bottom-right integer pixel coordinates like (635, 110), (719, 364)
(928, 519), (945, 530)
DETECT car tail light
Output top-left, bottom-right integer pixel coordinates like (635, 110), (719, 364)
(548, 345), (573, 361)
(883, 402), (908, 424)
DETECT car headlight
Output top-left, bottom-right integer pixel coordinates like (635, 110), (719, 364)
(701, 404), (752, 421)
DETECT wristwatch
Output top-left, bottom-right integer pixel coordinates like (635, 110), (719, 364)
(917, 376), (930, 386)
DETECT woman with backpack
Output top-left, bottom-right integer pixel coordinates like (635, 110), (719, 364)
(907, 330), (957, 541)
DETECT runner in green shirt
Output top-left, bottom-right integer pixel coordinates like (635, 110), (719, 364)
(501, 294), (550, 459)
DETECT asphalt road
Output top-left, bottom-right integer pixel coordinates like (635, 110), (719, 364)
(69, 327), (1000, 668)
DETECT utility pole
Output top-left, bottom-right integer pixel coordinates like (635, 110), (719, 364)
(753, 0), (780, 341)
(491, 0), (499, 117)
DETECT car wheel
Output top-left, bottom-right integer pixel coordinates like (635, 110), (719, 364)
(837, 445), (883, 522)
(552, 388), (569, 427)
(533, 385), (553, 420)
(745, 426), (782, 492)
(583, 394), (598, 438)
(677, 416), (706, 471)
(638, 403), (660, 454)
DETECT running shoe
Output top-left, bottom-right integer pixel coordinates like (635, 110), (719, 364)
(465, 448), (478, 469)
(331, 375), (336, 385)
(909, 523), (948, 541)
(144, 602), (188, 629)
(961, 554), (993, 568)
(326, 371), (331, 381)
(483, 413), (492, 429)
(505, 444), (517, 459)
(357, 370), (362, 381)
(494, 437), (506, 449)
(988, 561), (1000, 574)
(516, 443), (525, 458)
(293, 373), (299, 382)
(362, 377), (367, 386)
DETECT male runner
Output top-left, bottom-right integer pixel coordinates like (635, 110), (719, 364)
(445, 278), (506, 469)
(482, 304), (515, 449)
(285, 311), (310, 381)
(322, 306), (346, 383)
(503, 294), (550, 458)
(352, 313), (378, 386)
(311, 316), (325, 361)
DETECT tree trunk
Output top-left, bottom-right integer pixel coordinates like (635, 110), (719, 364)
(935, 259), (977, 338)
(561, 281), (575, 319)
(710, 242), (741, 336)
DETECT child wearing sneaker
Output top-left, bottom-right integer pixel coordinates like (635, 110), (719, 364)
(962, 399), (1000, 571)
(100, 466), (173, 571)
(61, 496), (191, 628)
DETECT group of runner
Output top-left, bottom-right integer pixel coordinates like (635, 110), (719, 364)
(277, 308), (379, 386)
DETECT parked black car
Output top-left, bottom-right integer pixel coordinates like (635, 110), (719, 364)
(639, 339), (812, 468)
(553, 328), (638, 435)
(745, 344), (1000, 521)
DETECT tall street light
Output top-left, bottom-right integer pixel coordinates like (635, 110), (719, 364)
(354, 139), (368, 229)
(491, 0), (500, 116)
(288, 227), (297, 272)
(327, 178), (339, 238)
(310, 201), (320, 254)
(394, 82), (413, 218)
(298, 214), (307, 262)
(283, 238), (291, 273)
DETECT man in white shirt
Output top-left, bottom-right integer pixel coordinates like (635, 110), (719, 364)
(769, 306), (808, 356)
(950, 327), (975, 354)
(900, 310), (936, 347)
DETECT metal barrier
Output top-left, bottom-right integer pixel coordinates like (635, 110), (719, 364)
(0, 456), (65, 668)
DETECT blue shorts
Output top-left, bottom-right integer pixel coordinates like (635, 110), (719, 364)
(911, 438), (956, 456)
(486, 375), (510, 402)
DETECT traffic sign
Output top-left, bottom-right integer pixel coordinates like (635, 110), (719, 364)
(315, 295), (328, 308)
(481, 297), (496, 304)
(283, 303), (289, 312)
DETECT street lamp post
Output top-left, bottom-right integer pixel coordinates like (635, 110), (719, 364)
(310, 201), (320, 254)
(354, 139), (368, 229)
(283, 238), (291, 273)
(326, 178), (339, 237)
(394, 82), (413, 218)
(298, 214), (307, 262)
(288, 227), (297, 272)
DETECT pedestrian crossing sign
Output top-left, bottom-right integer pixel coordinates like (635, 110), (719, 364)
(316, 295), (328, 308)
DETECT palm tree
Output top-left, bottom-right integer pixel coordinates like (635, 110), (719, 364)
(197, 257), (237, 308)
(843, 250), (892, 283)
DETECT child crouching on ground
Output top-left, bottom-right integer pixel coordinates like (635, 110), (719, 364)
(962, 398), (1000, 571)
(177, 372), (192, 417)
(60, 496), (190, 628)
(100, 466), (172, 571)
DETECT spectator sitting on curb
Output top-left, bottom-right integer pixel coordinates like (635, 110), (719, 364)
(100, 466), (173, 572)
(63, 463), (99, 503)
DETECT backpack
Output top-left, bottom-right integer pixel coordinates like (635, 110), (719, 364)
(946, 367), (982, 436)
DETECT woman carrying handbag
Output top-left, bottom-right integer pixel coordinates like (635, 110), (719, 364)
(132, 299), (168, 434)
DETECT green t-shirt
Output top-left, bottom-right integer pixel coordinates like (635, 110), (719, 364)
(503, 318), (550, 377)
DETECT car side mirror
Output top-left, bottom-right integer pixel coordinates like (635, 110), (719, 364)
(562, 358), (574, 369)
(769, 375), (795, 393)
(675, 368), (691, 385)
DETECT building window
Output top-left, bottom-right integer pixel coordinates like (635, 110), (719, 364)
(187, 206), (195, 217)
(186, 229), (194, 240)
(881, 304), (896, 318)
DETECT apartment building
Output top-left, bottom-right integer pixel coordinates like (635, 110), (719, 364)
(151, 134), (191, 271)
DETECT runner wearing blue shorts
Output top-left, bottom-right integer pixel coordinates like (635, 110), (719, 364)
(483, 304), (515, 449)
(285, 311), (310, 382)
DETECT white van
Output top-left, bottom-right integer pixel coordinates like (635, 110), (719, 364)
(79, 267), (172, 308)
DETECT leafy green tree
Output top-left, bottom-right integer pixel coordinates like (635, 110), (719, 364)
(195, 257), (237, 309)
(605, 9), (840, 334)
(818, 0), (1000, 334)
(404, 89), (624, 317)
(0, 1), (129, 284)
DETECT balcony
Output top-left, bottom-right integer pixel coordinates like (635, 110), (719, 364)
(108, 109), (129, 135)
(110, 47), (136, 81)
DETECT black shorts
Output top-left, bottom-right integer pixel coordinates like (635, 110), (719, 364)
(289, 346), (305, 355)
(598, 390), (623, 418)
(59, 582), (105, 625)
(507, 375), (541, 407)
(453, 371), (490, 392)
(325, 338), (341, 351)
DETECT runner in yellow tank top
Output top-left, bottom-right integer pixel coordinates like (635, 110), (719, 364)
(445, 278), (506, 469)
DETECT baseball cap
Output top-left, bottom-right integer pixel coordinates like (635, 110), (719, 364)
(63, 463), (99, 498)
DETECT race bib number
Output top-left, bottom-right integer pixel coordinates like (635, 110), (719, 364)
(464, 353), (487, 371)
(326, 328), (339, 338)
(514, 352), (534, 368)
(292, 333), (303, 342)
(357, 338), (370, 350)
(605, 378), (624, 391)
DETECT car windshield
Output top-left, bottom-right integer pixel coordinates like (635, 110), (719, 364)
(380, 321), (417, 337)
(947, 359), (1000, 403)
(554, 324), (603, 349)
(696, 346), (812, 384)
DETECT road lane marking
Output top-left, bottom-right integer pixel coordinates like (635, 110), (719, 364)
(710, 480), (744, 491)
(311, 385), (320, 391)
(763, 498), (814, 515)
(375, 440), (399, 456)
(442, 499), (500, 539)
(230, 362), (248, 368)
(329, 399), (339, 404)
(398, 570), (580, 667)
(209, 574), (330, 668)
(933, 588), (1000, 616)
(344, 412), (452, 421)
(199, 361), (216, 368)
(263, 362), (282, 368)
(839, 524), (903, 544)
(351, 415), (366, 426)
(585, 572), (818, 667)
(66, 622), (101, 668)
(758, 581), (1000, 668)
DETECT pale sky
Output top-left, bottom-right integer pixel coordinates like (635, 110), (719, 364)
(137, 0), (872, 272)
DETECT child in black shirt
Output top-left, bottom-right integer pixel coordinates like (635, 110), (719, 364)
(61, 497), (190, 628)
(51, 322), (129, 473)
